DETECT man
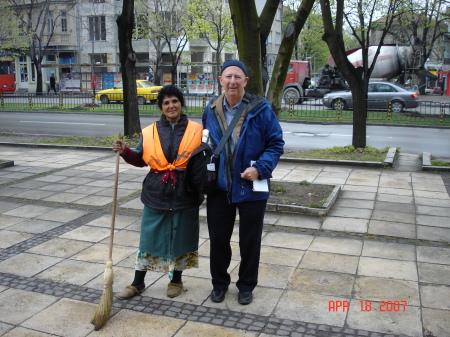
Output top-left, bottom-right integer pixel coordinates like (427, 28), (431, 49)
(202, 59), (284, 305)
(48, 74), (57, 93)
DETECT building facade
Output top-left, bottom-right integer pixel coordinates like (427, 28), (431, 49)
(3, 0), (283, 94)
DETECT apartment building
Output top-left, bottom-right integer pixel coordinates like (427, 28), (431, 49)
(5, 0), (282, 93)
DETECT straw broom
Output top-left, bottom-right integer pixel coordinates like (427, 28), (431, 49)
(91, 133), (121, 331)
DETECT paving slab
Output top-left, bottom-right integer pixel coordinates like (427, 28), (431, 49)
(418, 262), (450, 285)
(0, 289), (58, 325)
(287, 268), (355, 297)
(0, 253), (63, 277)
(300, 251), (359, 274)
(346, 299), (422, 337)
(353, 276), (420, 306)
(357, 257), (418, 281)
(421, 308), (450, 337)
(367, 219), (416, 239)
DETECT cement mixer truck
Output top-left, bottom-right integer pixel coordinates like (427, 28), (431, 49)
(304, 44), (432, 99)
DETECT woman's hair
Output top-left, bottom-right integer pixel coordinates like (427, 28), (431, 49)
(157, 85), (185, 110)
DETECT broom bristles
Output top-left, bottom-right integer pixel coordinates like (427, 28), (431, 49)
(91, 260), (114, 331)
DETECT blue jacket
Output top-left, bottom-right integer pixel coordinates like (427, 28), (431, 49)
(202, 93), (284, 203)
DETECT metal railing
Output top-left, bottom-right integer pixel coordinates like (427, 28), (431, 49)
(1, 92), (449, 126)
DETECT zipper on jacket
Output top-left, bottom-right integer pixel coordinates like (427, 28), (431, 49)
(168, 125), (176, 210)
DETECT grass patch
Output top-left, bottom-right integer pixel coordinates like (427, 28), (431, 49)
(1, 133), (140, 148)
(431, 157), (450, 167)
(283, 145), (392, 162)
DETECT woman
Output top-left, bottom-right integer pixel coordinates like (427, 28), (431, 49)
(113, 85), (204, 299)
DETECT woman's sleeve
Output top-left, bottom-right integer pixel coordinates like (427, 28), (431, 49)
(120, 137), (147, 167)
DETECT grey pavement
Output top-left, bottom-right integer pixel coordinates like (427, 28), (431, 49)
(0, 145), (449, 337)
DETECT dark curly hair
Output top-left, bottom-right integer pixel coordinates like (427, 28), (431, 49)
(157, 85), (185, 110)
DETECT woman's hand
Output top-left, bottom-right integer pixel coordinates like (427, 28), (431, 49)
(112, 139), (125, 155)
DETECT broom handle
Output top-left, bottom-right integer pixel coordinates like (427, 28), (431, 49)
(108, 132), (121, 261)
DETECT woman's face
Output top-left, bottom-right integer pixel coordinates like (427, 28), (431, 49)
(161, 95), (182, 123)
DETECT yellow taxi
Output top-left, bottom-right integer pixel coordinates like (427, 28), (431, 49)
(96, 80), (163, 105)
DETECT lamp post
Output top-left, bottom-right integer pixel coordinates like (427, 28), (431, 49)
(91, 39), (95, 96)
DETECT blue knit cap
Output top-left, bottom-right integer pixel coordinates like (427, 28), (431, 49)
(220, 59), (248, 76)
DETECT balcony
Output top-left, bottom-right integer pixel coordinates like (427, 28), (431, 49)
(46, 33), (75, 47)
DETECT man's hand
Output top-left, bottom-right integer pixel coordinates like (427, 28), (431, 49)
(240, 167), (259, 181)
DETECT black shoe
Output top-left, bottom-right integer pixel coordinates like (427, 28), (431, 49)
(238, 291), (253, 305)
(210, 288), (227, 303)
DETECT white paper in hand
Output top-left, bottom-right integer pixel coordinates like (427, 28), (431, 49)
(250, 161), (269, 192)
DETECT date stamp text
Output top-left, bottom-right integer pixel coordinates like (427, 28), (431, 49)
(328, 300), (408, 312)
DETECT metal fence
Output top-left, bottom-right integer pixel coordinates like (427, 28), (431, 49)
(1, 92), (449, 126)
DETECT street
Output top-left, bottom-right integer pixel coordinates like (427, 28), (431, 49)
(1, 111), (449, 157)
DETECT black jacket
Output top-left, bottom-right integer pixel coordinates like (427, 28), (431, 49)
(140, 115), (204, 211)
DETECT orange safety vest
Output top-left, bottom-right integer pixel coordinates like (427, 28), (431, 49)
(141, 120), (202, 173)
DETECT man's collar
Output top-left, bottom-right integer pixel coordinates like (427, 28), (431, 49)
(223, 96), (242, 110)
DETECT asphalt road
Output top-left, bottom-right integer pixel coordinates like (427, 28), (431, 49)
(0, 111), (449, 157)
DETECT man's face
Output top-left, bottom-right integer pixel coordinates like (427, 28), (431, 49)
(219, 66), (248, 101)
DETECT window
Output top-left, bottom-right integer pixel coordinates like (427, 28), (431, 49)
(61, 10), (67, 33)
(276, 8), (282, 21)
(275, 32), (281, 45)
(89, 16), (106, 41)
(133, 13), (148, 39)
(46, 54), (56, 62)
(46, 11), (53, 34)
(158, 11), (177, 30)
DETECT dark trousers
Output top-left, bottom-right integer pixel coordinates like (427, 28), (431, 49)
(207, 190), (267, 292)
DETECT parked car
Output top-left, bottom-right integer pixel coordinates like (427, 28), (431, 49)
(322, 82), (420, 113)
(424, 87), (444, 95)
(96, 80), (163, 105)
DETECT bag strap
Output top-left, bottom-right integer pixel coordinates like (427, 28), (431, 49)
(212, 95), (250, 158)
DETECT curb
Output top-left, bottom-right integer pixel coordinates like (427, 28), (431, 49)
(0, 160), (14, 169)
(266, 185), (341, 216)
(422, 152), (450, 172)
(0, 142), (111, 151)
(280, 147), (397, 168)
(0, 142), (398, 168)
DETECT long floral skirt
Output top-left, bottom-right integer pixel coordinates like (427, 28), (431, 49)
(135, 206), (199, 280)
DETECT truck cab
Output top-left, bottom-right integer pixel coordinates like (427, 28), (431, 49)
(283, 60), (312, 104)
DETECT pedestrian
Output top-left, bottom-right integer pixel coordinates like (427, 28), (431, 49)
(112, 84), (205, 299)
(202, 59), (284, 305)
(48, 74), (57, 93)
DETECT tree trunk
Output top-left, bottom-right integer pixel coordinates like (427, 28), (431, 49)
(215, 51), (222, 95)
(171, 65), (177, 85)
(228, 0), (263, 96)
(266, 0), (315, 117)
(155, 50), (163, 86)
(117, 0), (141, 137)
(350, 86), (367, 148)
(320, 0), (367, 148)
(34, 60), (43, 94)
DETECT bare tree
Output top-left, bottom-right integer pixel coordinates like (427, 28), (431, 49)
(186, 0), (235, 93)
(8, 0), (75, 94)
(141, 0), (189, 85)
(319, 0), (403, 148)
(135, 0), (166, 86)
(385, 0), (450, 93)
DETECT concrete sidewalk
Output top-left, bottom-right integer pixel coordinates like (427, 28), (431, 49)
(0, 146), (449, 337)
